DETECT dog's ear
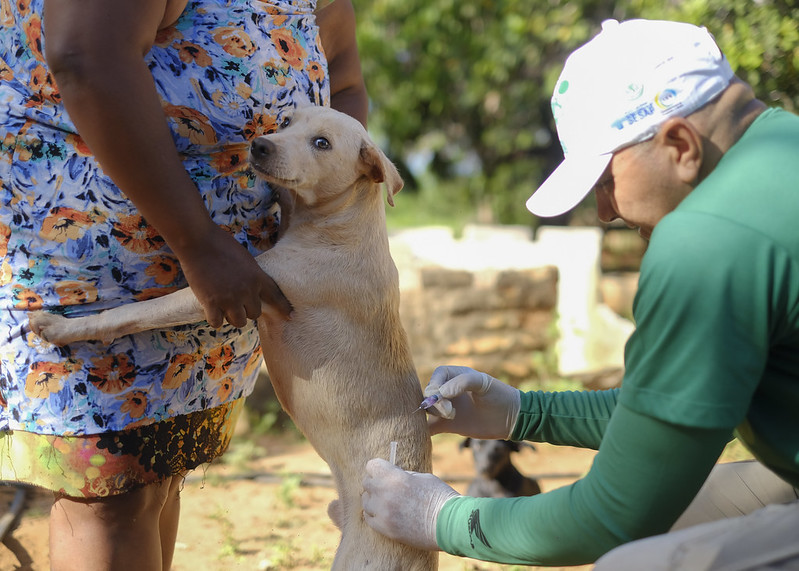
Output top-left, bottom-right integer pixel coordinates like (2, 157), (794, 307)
(360, 142), (404, 207)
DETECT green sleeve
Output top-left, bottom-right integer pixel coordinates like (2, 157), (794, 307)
(511, 388), (619, 449)
(437, 403), (731, 566)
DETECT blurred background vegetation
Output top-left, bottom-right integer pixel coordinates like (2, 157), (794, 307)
(353, 0), (799, 231)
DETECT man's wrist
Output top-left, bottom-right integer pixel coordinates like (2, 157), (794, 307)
(506, 388), (522, 439)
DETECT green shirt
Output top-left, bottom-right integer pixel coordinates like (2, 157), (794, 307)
(436, 108), (799, 565)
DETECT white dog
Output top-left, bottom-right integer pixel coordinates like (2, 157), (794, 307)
(30, 106), (437, 570)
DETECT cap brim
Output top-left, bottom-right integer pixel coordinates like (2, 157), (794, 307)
(526, 153), (612, 217)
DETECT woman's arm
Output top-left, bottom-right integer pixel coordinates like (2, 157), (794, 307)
(43, 0), (290, 326)
(316, 0), (368, 126)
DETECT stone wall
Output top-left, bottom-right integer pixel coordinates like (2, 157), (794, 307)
(389, 225), (635, 388)
(399, 265), (558, 387)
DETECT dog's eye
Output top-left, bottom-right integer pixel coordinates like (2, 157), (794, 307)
(313, 137), (331, 150)
(280, 117), (291, 129)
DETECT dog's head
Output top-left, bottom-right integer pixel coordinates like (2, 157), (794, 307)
(249, 106), (403, 207)
(461, 438), (536, 478)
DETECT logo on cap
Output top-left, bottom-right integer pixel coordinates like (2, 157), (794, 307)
(624, 82), (644, 100)
(654, 88), (678, 109)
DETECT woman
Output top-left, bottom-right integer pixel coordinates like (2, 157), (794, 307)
(0, 0), (366, 568)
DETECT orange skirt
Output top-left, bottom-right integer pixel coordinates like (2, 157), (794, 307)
(0, 399), (243, 497)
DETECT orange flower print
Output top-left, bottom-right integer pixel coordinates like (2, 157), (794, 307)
(0, 259), (12, 286)
(270, 28), (307, 70)
(39, 207), (93, 243)
(205, 345), (235, 380)
(0, 221), (10, 257)
(245, 216), (276, 251)
(175, 40), (212, 67)
(23, 13), (44, 62)
(54, 280), (98, 305)
(27, 64), (59, 107)
(12, 284), (42, 309)
(111, 213), (165, 254)
(210, 148), (245, 175)
(145, 254), (180, 286)
(88, 355), (136, 394)
(1, 0), (13, 28)
(213, 26), (256, 58)
(243, 348), (263, 379)
(154, 26), (183, 47)
(119, 389), (148, 419)
(243, 113), (280, 140)
(216, 377), (233, 401)
(236, 81), (253, 101)
(163, 352), (200, 389)
(24, 360), (80, 399)
(0, 59), (12, 83)
(15, 0), (31, 16)
(162, 104), (217, 145)
(263, 60), (290, 87)
(66, 133), (92, 157)
(306, 61), (325, 83)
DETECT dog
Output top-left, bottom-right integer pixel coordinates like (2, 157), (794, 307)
(30, 106), (437, 570)
(461, 438), (541, 498)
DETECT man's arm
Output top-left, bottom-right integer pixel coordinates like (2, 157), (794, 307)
(438, 403), (730, 565)
(512, 388), (620, 449)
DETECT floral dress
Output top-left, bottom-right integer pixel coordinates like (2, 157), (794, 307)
(0, 0), (330, 496)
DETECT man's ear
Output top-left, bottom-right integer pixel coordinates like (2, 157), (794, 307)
(657, 117), (703, 185)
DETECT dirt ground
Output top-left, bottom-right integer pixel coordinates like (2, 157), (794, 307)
(0, 426), (599, 571)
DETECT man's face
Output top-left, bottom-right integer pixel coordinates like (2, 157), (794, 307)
(593, 138), (695, 241)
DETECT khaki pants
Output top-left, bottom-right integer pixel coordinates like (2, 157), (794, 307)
(594, 461), (799, 571)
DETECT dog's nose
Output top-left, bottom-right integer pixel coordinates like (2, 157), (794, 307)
(250, 137), (275, 160)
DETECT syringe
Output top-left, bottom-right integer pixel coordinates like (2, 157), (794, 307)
(411, 394), (441, 414)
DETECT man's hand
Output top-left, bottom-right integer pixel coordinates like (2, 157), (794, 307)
(362, 459), (459, 551)
(425, 366), (521, 440)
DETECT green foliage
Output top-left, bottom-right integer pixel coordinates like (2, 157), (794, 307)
(276, 472), (302, 508)
(630, 0), (799, 110)
(356, 0), (799, 225)
(357, 0), (604, 225)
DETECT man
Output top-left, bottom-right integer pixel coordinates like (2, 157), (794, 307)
(361, 19), (799, 569)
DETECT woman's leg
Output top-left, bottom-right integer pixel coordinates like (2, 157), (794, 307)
(159, 474), (184, 571)
(49, 474), (183, 571)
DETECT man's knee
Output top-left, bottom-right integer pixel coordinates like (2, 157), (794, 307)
(673, 461), (799, 531)
(594, 501), (799, 571)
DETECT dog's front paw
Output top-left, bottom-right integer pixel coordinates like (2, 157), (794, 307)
(28, 311), (73, 346)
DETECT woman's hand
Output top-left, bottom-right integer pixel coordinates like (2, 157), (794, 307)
(177, 225), (291, 328)
(43, 0), (291, 325)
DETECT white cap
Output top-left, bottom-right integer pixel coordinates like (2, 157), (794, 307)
(526, 19), (734, 217)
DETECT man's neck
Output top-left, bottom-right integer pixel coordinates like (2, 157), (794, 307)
(694, 78), (767, 179)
